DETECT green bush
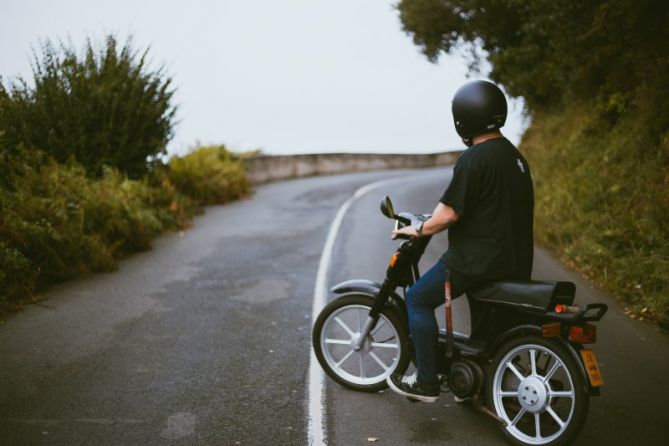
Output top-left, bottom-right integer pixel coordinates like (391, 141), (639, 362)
(0, 148), (174, 309)
(0, 144), (251, 314)
(0, 34), (176, 177)
(166, 144), (251, 205)
(0, 34), (252, 315)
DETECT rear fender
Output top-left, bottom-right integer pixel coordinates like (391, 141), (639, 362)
(485, 324), (542, 356)
(331, 279), (407, 326)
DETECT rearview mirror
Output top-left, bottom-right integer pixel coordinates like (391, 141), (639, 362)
(380, 196), (395, 219)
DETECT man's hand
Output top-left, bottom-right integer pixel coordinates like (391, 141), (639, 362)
(391, 225), (418, 240)
(390, 203), (459, 240)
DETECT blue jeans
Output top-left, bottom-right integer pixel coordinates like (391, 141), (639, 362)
(405, 260), (464, 389)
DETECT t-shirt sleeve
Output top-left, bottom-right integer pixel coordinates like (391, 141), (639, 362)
(439, 155), (481, 218)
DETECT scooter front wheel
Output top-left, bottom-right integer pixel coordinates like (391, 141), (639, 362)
(312, 294), (410, 392)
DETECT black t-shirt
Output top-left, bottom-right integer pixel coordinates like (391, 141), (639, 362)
(440, 137), (534, 287)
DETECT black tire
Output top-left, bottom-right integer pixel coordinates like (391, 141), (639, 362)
(486, 335), (589, 446)
(312, 294), (410, 392)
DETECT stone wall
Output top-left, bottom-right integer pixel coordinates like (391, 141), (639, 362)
(244, 151), (463, 184)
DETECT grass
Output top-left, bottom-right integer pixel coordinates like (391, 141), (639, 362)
(521, 102), (669, 326)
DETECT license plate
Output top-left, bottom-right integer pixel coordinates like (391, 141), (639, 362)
(580, 349), (604, 387)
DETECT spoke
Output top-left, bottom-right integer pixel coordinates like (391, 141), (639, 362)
(542, 361), (562, 383)
(510, 408), (527, 426)
(359, 352), (365, 378)
(324, 338), (350, 345)
(534, 413), (541, 439)
(506, 361), (525, 381)
(334, 350), (355, 369)
(371, 342), (399, 349)
(549, 390), (574, 398)
(334, 317), (356, 338)
(546, 406), (566, 428)
(498, 391), (518, 397)
(371, 319), (386, 336)
(357, 309), (362, 332)
(369, 351), (390, 371)
(529, 349), (537, 376)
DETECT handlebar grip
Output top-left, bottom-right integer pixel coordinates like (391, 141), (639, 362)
(396, 215), (412, 225)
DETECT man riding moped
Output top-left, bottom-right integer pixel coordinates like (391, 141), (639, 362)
(386, 80), (535, 403)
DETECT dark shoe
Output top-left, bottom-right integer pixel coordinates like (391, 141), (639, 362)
(386, 373), (439, 403)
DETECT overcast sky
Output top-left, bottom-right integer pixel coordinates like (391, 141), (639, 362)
(1, 0), (527, 156)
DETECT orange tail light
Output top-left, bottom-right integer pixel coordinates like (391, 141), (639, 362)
(542, 322), (562, 338)
(569, 324), (597, 344)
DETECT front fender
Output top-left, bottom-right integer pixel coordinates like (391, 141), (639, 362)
(331, 279), (407, 326)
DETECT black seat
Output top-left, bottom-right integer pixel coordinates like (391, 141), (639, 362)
(468, 280), (576, 313)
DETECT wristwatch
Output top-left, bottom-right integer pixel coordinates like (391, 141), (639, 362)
(415, 221), (424, 237)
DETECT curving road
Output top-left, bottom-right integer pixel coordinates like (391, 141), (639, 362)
(1, 168), (668, 445)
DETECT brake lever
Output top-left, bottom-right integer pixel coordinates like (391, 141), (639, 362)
(396, 215), (412, 225)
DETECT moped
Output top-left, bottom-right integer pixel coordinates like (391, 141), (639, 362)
(312, 196), (607, 445)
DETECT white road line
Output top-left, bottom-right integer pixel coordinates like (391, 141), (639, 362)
(307, 175), (422, 446)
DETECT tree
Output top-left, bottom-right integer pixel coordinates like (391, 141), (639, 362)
(396, 0), (669, 112)
(0, 34), (177, 177)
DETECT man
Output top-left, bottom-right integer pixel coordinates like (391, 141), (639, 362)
(386, 80), (534, 402)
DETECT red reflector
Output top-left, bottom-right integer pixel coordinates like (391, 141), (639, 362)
(542, 322), (562, 337)
(389, 252), (400, 267)
(569, 324), (597, 344)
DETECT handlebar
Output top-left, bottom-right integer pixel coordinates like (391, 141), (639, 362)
(396, 212), (431, 227)
(380, 196), (430, 239)
(393, 212), (431, 239)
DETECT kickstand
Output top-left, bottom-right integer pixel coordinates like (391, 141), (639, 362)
(472, 396), (508, 427)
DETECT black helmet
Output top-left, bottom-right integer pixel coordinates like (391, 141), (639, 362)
(452, 80), (507, 139)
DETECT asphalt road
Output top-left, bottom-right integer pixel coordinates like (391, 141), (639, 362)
(1, 168), (668, 445)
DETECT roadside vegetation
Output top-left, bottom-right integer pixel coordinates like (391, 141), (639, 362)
(0, 35), (251, 315)
(398, 0), (669, 325)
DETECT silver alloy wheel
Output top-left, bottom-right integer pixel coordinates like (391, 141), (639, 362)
(492, 344), (576, 445)
(320, 304), (401, 386)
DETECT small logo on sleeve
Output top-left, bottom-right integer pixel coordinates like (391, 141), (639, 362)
(517, 158), (525, 173)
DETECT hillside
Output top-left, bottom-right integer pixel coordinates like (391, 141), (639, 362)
(397, 0), (669, 324)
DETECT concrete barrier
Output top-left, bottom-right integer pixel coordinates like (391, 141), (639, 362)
(244, 151), (463, 184)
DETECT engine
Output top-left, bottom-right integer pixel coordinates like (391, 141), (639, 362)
(448, 359), (484, 399)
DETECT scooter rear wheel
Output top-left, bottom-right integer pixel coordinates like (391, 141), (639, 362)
(487, 335), (589, 446)
(312, 294), (410, 392)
